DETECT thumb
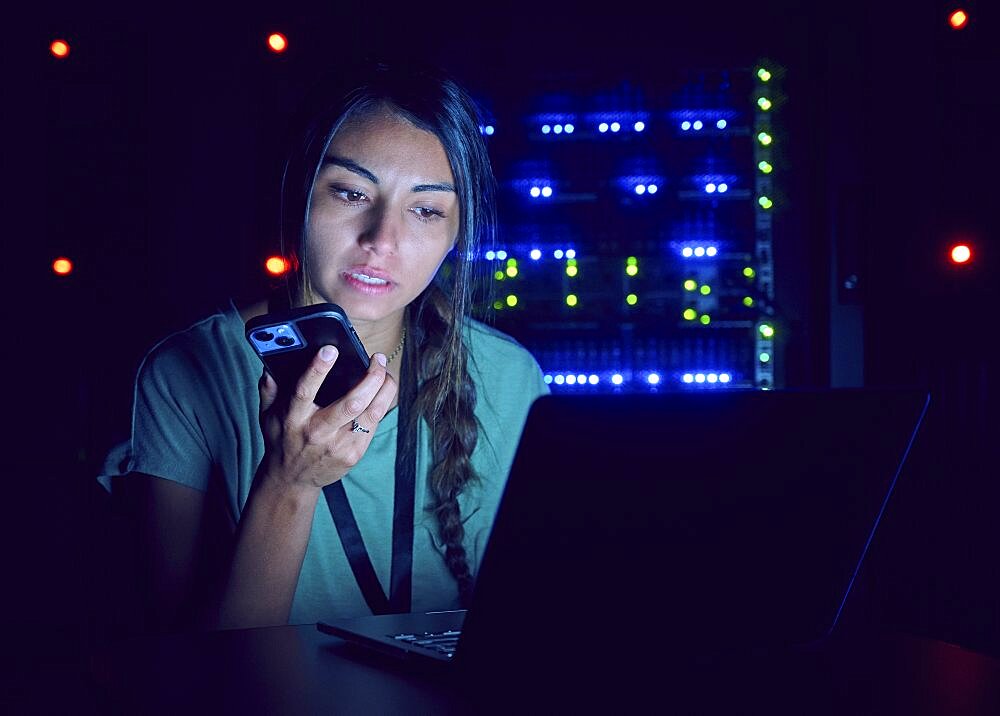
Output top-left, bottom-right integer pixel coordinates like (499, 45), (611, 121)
(259, 368), (278, 415)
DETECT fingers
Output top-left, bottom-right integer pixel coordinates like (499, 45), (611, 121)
(356, 368), (399, 430)
(285, 345), (339, 425)
(258, 369), (278, 415)
(317, 353), (391, 430)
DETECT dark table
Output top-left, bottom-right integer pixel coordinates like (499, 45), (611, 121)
(19, 623), (1000, 714)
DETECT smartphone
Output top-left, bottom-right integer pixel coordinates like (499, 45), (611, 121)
(245, 303), (370, 408)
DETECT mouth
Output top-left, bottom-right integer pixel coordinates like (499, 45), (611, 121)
(347, 271), (390, 286)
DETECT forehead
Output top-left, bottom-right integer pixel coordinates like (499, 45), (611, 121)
(325, 110), (454, 182)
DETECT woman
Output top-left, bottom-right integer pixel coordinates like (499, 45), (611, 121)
(100, 62), (548, 631)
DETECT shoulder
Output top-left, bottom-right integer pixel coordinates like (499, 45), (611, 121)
(464, 319), (542, 375)
(137, 302), (249, 388)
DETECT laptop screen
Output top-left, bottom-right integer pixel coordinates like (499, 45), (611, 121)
(458, 389), (929, 665)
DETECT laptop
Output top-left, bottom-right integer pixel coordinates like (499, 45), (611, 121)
(318, 389), (929, 678)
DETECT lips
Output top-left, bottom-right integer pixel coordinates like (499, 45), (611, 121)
(341, 265), (396, 294)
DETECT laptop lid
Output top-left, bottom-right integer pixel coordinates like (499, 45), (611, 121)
(455, 389), (929, 669)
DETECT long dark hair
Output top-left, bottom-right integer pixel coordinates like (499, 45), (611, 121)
(279, 62), (496, 606)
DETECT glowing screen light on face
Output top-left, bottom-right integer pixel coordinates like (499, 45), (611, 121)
(267, 33), (288, 53)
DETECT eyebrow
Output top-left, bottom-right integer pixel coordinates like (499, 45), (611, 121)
(322, 155), (455, 194)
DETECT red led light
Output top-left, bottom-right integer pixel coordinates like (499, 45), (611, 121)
(52, 257), (74, 275)
(50, 40), (70, 58)
(949, 10), (969, 30)
(265, 256), (291, 275)
(950, 244), (972, 264)
(267, 33), (288, 53)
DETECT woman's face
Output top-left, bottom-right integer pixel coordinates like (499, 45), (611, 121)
(304, 109), (460, 329)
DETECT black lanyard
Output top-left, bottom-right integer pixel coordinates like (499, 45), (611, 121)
(322, 367), (417, 615)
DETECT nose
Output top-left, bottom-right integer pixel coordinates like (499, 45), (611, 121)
(359, 204), (399, 256)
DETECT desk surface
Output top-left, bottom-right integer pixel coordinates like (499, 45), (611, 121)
(67, 624), (1000, 714)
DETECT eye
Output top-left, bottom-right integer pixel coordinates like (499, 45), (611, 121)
(413, 207), (445, 222)
(329, 186), (368, 204)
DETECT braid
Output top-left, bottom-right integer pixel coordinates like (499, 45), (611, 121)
(413, 284), (479, 607)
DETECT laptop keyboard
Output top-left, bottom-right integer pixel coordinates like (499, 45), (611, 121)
(390, 629), (462, 658)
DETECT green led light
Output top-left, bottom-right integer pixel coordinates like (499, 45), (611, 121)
(626, 293), (638, 306)
(494, 270), (505, 281)
(757, 131), (773, 146)
(699, 285), (711, 295)
(743, 267), (756, 279)
(506, 257), (517, 267)
(492, 300), (503, 310)
(626, 256), (638, 266)
(683, 308), (697, 321)
(567, 258), (578, 267)
(757, 68), (772, 82)
(566, 294), (578, 307)
(758, 160), (773, 174)
(626, 265), (639, 277)
(506, 294), (518, 307)
(759, 352), (771, 363)
(758, 196), (774, 209)
(757, 97), (772, 111)
(683, 279), (697, 291)
(566, 265), (579, 278)
(759, 323), (775, 338)
(743, 296), (755, 307)
(700, 315), (711, 325)
(506, 266), (518, 278)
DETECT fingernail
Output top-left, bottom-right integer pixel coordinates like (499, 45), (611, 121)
(375, 353), (387, 367)
(320, 345), (337, 362)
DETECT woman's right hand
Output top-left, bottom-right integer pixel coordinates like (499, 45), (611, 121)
(255, 345), (399, 493)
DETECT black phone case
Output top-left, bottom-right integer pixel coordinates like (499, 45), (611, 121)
(245, 303), (370, 408)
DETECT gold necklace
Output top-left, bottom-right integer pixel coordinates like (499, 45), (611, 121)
(386, 327), (406, 364)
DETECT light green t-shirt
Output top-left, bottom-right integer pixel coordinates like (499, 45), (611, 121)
(99, 301), (548, 623)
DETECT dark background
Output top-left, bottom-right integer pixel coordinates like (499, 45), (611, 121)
(3, 0), (998, 682)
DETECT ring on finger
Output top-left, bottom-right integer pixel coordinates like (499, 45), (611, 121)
(351, 419), (371, 434)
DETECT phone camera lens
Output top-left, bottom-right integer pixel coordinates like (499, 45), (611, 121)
(276, 336), (295, 347)
(254, 330), (274, 342)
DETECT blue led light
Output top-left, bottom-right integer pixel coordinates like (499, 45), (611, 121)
(611, 374), (624, 385)
(706, 246), (718, 257)
(694, 247), (706, 257)
(693, 120), (704, 130)
(634, 121), (645, 132)
(635, 185), (646, 195)
(682, 373), (694, 383)
(647, 184), (658, 194)
(588, 374), (599, 385)
(565, 249), (576, 259)
(707, 373), (719, 383)
(682, 247), (694, 257)
(541, 186), (553, 198)
(705, 183), (717, 193)
(610, 122), (621, 132)
(565, 123), (575, 133)
(542, 125), (551, 134)
(566, 375), (577, 385)
(681, 121), (692, 131)
(543, 374), (553, 384)
(530, 186), (541, 198)
(485, 125), (495, 135)
(554, 374), (565, 385)
(530, 249), (542, 260)
(576, 374), (587, 384)
(718, 183), (728, 193)
(695, 373), (706, 383)
(497, 250), (508, 260)
(554, 124), (563, 134)
(720, 373), (732, 383)
(485, 250), (496, 261)
(554, 249), (565, 259)
(599, 122), (609, 133)
(716, 119), (727, 129)
(648, 373), (661, 385)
